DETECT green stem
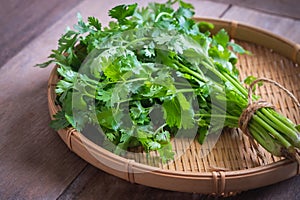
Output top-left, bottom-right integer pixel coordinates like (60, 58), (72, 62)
(154, 12), (173, 22)
(250, 119), (268, 135)
(154, 123), (167, 135)
(222, 72), (248, 97)
(252, 115), (292, 148)
(115, 78), (148, 84)
(248, 123), (283, 156)
(201, 59), (248, 99)
(195, 113), (239, 121)
(125, 37), (151, 48)
(256, 110), (280, 132)
(174, 61), (208, 83)
(174, 82), (198, 88)
(260, 108), (300, 146)
(267, 108), (299, 133)
(175, 88), (195, 94)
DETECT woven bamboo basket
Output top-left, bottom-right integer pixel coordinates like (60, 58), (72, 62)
(47, 18), (300, 196)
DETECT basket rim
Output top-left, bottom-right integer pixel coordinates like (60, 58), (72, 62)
(47, 17), (300, 195)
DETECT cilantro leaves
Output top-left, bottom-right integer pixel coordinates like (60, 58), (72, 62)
(40, 0), (273, 162)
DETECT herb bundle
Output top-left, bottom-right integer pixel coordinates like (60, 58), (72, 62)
(38, 0), (300, 162)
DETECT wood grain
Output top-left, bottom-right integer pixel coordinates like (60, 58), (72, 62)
(237, 176), (300, 200)
(222, 5), (300, 44)
(206, 0), (300, 19)
(0, 0), (82, 68)
(57, 165), (213, 200)
(0, 28), (88, 199)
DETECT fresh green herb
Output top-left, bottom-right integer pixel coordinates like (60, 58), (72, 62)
(38, 0), (300, 162)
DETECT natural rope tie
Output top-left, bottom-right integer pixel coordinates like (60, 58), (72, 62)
(247, 78), (300, 108)
(238, 78), (300, 161)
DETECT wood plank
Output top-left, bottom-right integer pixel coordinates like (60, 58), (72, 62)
(58, 165), (300, 200)
(205, 0), (300, 19)
(222, 6), (300, 44)
(237, 176), (300, 200)
(0, 0), (82, 68)
(0, 3), (91, 196)
(57, 165), (210, 200)
(0, 31), (88, 199)
(192, 0), (230, 17)
(0, 85), (87, 200)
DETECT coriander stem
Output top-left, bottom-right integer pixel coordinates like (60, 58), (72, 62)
(260, 108), (300, 145)
(222, 72), (248, 97)
(268, 108), (299, 132)
(252, 115), (292, 148)
(248, 123), (283, 156)
(174, 61), (207, 83)
(154, 12), (173, 22)
(195, 113), (239, 121)
(154, 123), (167, 135)
(125, 37), (151, 48)
(175, 88), (195, 94)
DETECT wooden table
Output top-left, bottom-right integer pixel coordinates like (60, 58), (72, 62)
(1, 0), (299, 199)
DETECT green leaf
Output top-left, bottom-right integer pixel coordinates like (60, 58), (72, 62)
(244, 75), (257, 85)
(228, 42), (251, 55)
(244, 75), (263, 92)
(155, 131), (171, 143)
(106, 132), (116, 142)
(129, 101), (151, 125)
(198, 126), (209, 144)
(179, 0), (194, 9)
(181, 107), (195, 129)
(57, 67), (77, 82)
(157, 143), (175, 162)
(120, 131), (131, 143)
(148, 141), (161, 150)
(295, 124), (300, 132)
(96, 89), (113, 104)
(162, 98), (181, 128)
(56, 80), (73, 94)
(35, 60), (54, 68)
(109, 3), (137, 22)
(57, 30), (79, 53)
(50, 111), (70, 131)
(213, 29), (229, 48)
(177, 92), (190, 110)
(74, 13), (90, 34)
(198, 21), (214, 33)
(88, 16), (102, 30)
(72, 92), (87, 111)
(175, 7), (194, 19)
(162, 94), (194, 129)
(97, 108), (124, 130)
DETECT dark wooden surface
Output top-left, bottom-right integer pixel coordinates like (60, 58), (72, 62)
(0, 0), (82, 67)
(206, 0), (300, 19)
(0, 0), (299, 199)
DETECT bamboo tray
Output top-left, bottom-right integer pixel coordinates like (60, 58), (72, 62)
(47, 18), (300, 196)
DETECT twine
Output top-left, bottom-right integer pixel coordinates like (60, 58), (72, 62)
(238, 78), (300, 162)
(212, 171), (226, 196)
(66, 128), (77, 151)
(247, 78), (300, 108)
(125, 159), (135, 183)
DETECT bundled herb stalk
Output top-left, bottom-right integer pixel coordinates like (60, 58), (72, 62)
(38, 0), (300, 161)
